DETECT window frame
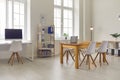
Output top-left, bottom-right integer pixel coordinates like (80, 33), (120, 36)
(6, 0), (27, 40)
(54, 0), (74, 40)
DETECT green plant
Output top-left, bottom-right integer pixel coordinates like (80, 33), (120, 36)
(63, 33), (69, 39)
(63, 33), (68, 37)
(110, 33), (120, 40)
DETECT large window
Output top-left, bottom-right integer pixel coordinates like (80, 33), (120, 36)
(54, 0), (74, 39)
(0, 0), (6, 39)
(0, 0), (29, 40)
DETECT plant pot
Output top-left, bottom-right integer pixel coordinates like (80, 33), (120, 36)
(65, 37), (67, 40)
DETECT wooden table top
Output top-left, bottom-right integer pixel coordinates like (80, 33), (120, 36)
(60, 41), (101, 47)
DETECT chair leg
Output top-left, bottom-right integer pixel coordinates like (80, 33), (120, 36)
(90, 55), (97, 67)
(86, 55), (89, 65)
(99, 53), (102, 66)
(81, 52), (85, 57)
(95, 53), (109, 66)
(80, 55), (87, 66)
(78, 51), (81, 61)
(80, 55), (96, 69)
(66, 51), (69, 63)
(63, 50), (69, 63)
(11, 53), (15, 65)
(63, 50), (67, 56)
(8, 53), (15, 65)
(105, 58), (109, 65)
(79, 52), (81, 61)
(79, 50), (85, 61)
(16, 53), (20, 63)
(64, 49), (75, 63)
(16, 52), (23, 64)
(8, 52), (23, 65)
(79, 50), (85, 57)
(102, 53), (109, 65)
(94, 52), (99, 62)
(68, 50), (75, 61)
(87, 55), (91, 70)
(8, 52), (14, 64)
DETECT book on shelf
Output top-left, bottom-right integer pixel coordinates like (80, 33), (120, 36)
(48, 26), (54, 34)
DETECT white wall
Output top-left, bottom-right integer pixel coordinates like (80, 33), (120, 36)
(30, 0), (54, 57)
(74, 0), (79, 38)
(92, 0), (120, 41)
(79, 0), (92, 41)
(84, 0), (92, 40)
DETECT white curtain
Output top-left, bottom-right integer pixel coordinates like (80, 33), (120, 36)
(0, 0), (6, 39)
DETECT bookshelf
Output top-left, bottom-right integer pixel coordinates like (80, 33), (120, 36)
(37, 25), (55, 57)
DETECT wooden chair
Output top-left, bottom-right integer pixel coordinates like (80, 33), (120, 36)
(8, 41), (23, 65)
(94, 41), (109, 66)
(79, 42), (97, 69)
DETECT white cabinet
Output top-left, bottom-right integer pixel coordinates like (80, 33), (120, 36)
(37, 25), (55, 57)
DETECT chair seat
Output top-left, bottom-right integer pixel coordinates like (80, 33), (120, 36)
(93, 41), (109, 66)
(8, 41), (23, 65)
(9, 41), (22, 52)
(79, 42), (97, 69)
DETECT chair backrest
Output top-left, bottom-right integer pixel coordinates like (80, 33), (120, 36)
(9, 41), (22, 52)
(98, 41), (108, 53)
(86, 41), (96, 54)
(70, 36), (78, 43)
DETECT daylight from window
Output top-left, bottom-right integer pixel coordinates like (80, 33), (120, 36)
(54, 0), (74, 40)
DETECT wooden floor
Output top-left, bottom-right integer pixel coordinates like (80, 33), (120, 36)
(0, 55), (120, 80)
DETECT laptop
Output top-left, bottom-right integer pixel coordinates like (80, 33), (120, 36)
(70, 36), (78, 43)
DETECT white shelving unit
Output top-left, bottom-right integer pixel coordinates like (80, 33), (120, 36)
(37, 25), (55, 57)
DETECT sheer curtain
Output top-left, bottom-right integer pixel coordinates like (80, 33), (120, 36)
(0, 0), (6, 39)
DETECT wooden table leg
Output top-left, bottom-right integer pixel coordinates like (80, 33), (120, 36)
(60, 44), (63, 64)
(102, 53), (106, 63)
(75, 46), (79, 69)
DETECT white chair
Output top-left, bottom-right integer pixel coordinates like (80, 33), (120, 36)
(94, 41), (109, 66)
(63, 36), (78, 63)
(79, 42), (97, 69)
(8, 41), (23, 65)
(79, 41), (90, 60)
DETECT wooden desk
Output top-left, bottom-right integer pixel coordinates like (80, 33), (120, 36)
(60, 42), (101, 69)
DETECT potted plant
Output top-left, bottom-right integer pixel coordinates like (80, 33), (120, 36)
(110, 33), (120, 41)
(110, 33), (120, 54)
(63, 33), (69, 40)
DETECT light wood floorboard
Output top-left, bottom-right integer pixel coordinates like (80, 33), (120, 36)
(0, 55), (120, 80)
